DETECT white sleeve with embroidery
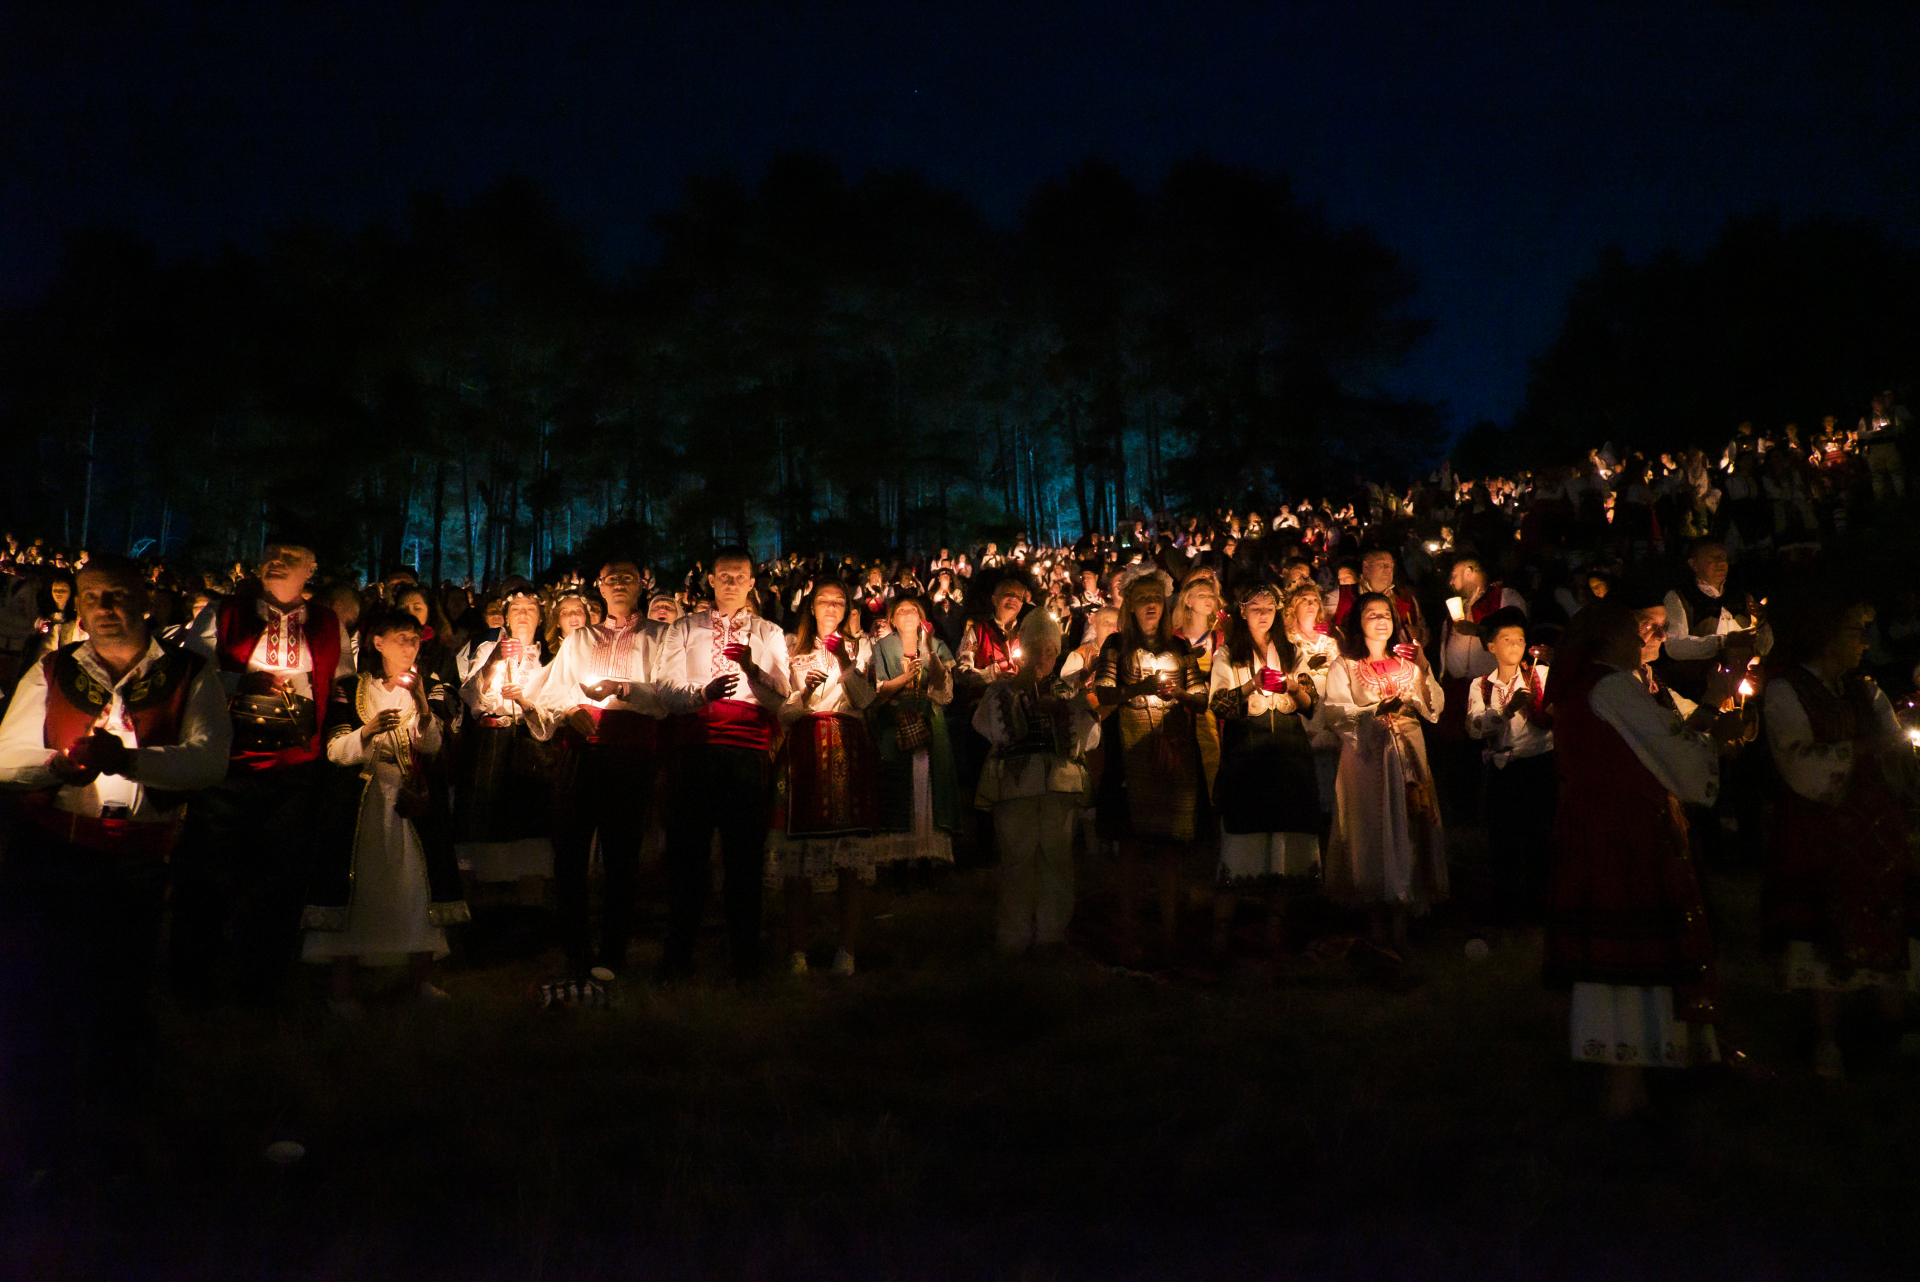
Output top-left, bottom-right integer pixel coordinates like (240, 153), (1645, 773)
(1589, 669), (1719, 807)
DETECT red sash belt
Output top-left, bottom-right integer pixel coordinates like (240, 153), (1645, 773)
(22, 797), (182, 859)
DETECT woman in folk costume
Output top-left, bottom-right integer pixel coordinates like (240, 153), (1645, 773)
(1323, 591), (1447, 960)
(1170, 574), (1226, 812)
(1282, 581), (1343, 813)
(974, 606), (1100, 953)
(770, 580), (881, 978)
(1762, 593), (1919, 1079)
(456, 584), (555, 905)
(303, 606), (469, 1014)
(866, 595), (960, 884)
(1543, 601), (1752, 1119)
(1095, 570), (1209, 963)
(1207, 584), (1325, 959)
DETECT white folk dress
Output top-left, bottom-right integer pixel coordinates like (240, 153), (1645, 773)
(1323, 655), (1447, 913)
(303, 678), (449, 965)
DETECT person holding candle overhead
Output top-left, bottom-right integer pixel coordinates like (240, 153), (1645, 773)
(1095, 569), (1209, 964)
(1324, 591), (1447, 962)
(302, 604), (470, 1014)
(456, 581), (556, 908)
(651, 547), (792, 981)
(520, 558), (669, 976)
(1761, 592), (1919, 1079)
(770, 580), (881, 978)
(1464, 606), (1556, 927)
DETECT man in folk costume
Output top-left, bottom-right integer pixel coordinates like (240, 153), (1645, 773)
(175, 540), (352, 1001)
(1434, 554), (1526, 817)
(1330, 549), (1427, 644)
(519, 558), (668, 975)
(1659, 537), (1765, 705)
(650, 547), (791, 980)
(0, 555), (230, 1174)
(956, 576), (1030, 688)
(1543, 602), (1754, 1119)
(1659, 537), (1770, 863)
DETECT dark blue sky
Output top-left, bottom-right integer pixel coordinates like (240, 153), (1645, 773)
(5, 1), (1918, 429)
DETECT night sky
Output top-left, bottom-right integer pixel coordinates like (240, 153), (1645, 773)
(6, 1), (1918, 431)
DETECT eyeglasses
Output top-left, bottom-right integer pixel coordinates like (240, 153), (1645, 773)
(599, 574), (640, 587)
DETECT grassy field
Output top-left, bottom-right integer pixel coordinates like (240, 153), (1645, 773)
(5, 830), (1920, 1282)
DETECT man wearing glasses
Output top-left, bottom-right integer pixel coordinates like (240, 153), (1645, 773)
(521, 558), (667, 976)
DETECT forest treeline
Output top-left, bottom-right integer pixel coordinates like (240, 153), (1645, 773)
(2, 153), (1913, 581)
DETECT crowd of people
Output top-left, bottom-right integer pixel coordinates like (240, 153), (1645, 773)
(1, 395), (1917, 1179)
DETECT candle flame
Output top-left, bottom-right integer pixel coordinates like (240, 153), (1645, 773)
(1737, 679), (1754, 697)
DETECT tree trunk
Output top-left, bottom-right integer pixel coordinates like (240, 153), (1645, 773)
(1067, 397), (1091, 539)
(431, 459), (446, 587)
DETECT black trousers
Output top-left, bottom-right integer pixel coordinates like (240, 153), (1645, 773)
(662, 743), (770, 978)
(168, 760), (321, 1001)
(0, 823), (169, 1170)
(551, 737), (652, 969)
(1484, 750), (1557, 925)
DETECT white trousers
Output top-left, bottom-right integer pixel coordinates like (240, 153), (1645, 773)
(994, 793), (1078, 952)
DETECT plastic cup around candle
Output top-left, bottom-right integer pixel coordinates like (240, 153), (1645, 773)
(1446, 596), (1466, 621)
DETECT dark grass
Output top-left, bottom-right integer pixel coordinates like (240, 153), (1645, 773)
(6, 835), (1920, 1281)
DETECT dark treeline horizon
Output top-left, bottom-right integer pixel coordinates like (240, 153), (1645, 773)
(2, 152), (1914, 583)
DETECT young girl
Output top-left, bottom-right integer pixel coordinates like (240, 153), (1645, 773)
(1095, 572), (1208, 963)
(458, 587), (555, 904)
(771, 581), (880, 977)
(1324, 592), (1447, 960)
(1208, 585), (1324, 958)
(867, 596), (960, 896)
(303, 606), (469, 1014)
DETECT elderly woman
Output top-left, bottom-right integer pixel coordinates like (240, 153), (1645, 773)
(770, 581), (879, 977)
(1763, 594), (1918, 1079)
(1207, 584), (1324, 958)
(1095, 571), (1209, 963)
(866, 595), (960, 894)
(1324, 591), (1447, 960)
(457, 586), (555, 905)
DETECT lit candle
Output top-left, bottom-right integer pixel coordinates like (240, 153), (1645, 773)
(1445, 596), (1466, 622)
(1735, 678), (1754, 709)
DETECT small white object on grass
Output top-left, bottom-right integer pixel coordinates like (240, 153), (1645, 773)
(264, 1141), (306, 1165)
(1464, 938), (1490, 961)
